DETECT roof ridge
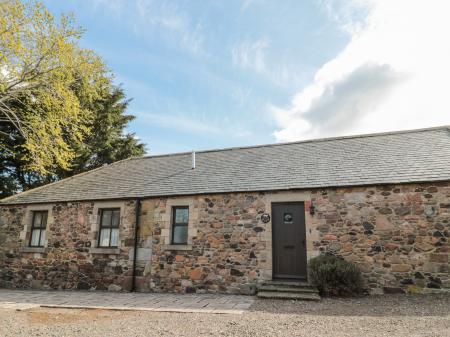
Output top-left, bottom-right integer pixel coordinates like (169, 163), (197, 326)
(129, 125), (450, 160)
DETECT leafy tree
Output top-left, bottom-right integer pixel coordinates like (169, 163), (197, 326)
(0, 0), (109, 175)
(0, 0), (145, 197)
(59, 85), (145, 177)
(1, 84), (145, 197)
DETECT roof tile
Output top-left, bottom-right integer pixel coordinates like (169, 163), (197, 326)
(2, 126), (450, 204)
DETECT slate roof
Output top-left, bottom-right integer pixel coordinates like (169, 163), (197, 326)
(2, 126), (450, 205)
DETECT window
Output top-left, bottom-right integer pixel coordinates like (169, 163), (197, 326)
(29, 211), (48, 247)
(171, 206), (189, 244)
(98, 209), (120, 247)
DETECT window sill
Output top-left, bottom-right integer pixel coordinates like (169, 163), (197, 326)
(20, 247), (47, 253)
(89, 247), (121, 255)
(162, 244), (193, 251)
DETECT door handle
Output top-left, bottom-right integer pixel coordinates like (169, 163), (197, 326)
(284, 245), (295, 249)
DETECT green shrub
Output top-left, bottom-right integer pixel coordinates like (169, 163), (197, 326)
(308, 254), (364, 297)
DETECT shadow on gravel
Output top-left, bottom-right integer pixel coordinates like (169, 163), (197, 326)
(249, 294), (450, 317)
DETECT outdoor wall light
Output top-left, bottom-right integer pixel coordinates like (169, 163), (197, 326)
(309, 203), (316, 216)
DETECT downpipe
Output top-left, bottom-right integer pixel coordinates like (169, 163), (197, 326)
(131, 198), (141, 292)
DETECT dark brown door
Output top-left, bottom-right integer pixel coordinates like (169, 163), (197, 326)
(272, 202), (307, 279)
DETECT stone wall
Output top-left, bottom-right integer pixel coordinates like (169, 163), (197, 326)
(136, 194), (270, 294)
(311, 183), (450, 294)
(0, 181), (449, 294)
(0, 201), (137, 291)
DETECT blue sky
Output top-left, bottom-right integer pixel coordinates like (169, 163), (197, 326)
(43, 1), (450, 154)
(43, 0), (351, 154)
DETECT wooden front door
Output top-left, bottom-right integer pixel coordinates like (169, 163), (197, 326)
(272, 202), (307, 279)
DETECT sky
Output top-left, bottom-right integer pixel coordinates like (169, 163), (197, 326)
(43, 0), (450, 155)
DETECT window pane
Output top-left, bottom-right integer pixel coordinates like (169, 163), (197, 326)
(30, 229), (41, 246)
(172, 226), (188, 244)
(39, 229), (46, 246)
(34, 212), (42, 227)
(41, 212), (48, 227)
(110, 228), (119, 247)
(101, 210), (112, 227)
(175, 208), (189, 224)
(111, 210), (120, 227)
(99, 228), (111, 247)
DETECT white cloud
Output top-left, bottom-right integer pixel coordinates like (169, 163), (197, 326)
(134, 0), (207, 57)
(231, 86), (252, 107)
(90, 0), (126, 16)
(232, 38), (269, 73)
(86, 0), (206, 57)
(230, 38), (307, 87)
(140, 113), (222, 134)
(137, 112), (253, 139)
(272, 0), (450, 141)
(241, 0), (256, 11)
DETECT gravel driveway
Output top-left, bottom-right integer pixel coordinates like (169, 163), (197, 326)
(1, 294), (449, 337)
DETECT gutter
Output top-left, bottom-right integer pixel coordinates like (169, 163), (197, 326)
(131, 198), (141, 292)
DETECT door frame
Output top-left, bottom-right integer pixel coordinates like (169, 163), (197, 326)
(271, 201), (308, 281)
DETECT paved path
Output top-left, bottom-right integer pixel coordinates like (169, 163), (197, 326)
(0, 289), (255, 314)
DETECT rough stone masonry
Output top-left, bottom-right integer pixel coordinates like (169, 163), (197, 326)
(0, 182), (449, 295)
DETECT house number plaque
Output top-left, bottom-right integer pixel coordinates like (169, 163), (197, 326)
(261, 213), (271, 223)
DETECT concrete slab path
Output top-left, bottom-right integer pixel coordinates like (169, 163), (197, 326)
(0, 289), (255, 314)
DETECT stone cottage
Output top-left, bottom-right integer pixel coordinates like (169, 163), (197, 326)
(0, 126), (449, 295)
